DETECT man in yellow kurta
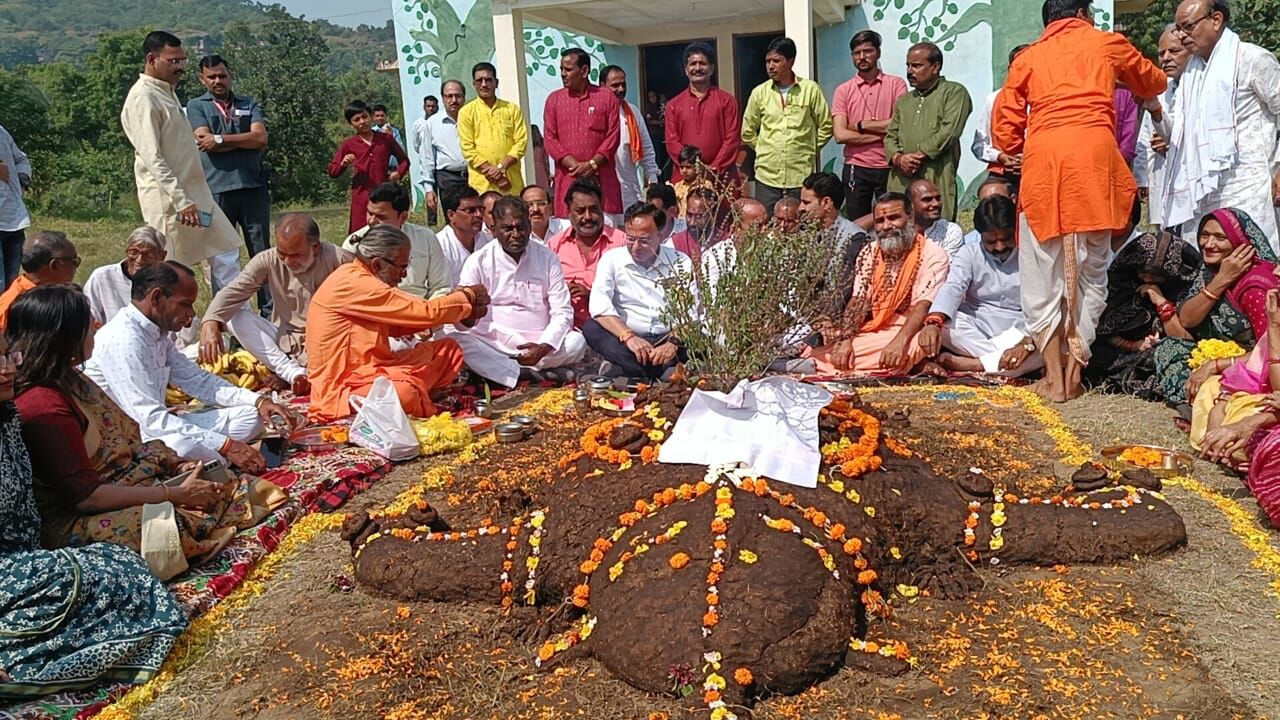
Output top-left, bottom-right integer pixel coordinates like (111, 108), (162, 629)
(993, 0), (1165, 402)
(457, 62), (527, 194)
(120, 31), (242, 290)
(306, 225), (491, 422)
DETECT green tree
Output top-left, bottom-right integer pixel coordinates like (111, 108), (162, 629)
(1124, 0), (1280, 60)
(221, 8), (339, 203)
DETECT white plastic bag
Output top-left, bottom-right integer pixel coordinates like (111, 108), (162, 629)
(348, 376), (422, 461)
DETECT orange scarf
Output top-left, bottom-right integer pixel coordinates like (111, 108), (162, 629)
(859, 234), (924, 334)
(620, 101), (643, 164)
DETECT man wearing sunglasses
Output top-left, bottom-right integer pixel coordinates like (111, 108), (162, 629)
(0, 230), (79, 333)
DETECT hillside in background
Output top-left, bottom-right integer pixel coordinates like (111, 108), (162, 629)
(0, 0), (395, 72)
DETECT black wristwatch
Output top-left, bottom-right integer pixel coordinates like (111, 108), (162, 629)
(857, 121), (864, 133)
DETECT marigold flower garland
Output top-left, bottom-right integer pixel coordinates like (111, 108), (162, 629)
(1188, 338), (1246, 370)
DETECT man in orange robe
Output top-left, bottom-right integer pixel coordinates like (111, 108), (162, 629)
(306, 224), (489, 421)
(993, 0), (1165, 402)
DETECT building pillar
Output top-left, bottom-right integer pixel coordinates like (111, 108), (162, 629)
(492, 2), (535, 188)
(783, 0), (815, 80)
(716, 28), (737, 98)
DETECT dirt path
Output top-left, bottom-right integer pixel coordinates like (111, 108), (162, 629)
(137, 390), (1280, 720)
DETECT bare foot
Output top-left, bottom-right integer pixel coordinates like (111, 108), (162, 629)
(1029, 377), (1067, 403)
(1065, 381), (1086, 401)
(938, 352), (983, 373)
(919, 361), (947, 377)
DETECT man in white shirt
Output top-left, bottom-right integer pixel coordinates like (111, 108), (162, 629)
(521, 184), (568, 243)
(453, 196), (585, 386)
(1165, 0), (1280, 250)
(908, 178), (964, 258)
(344, 182), (451, 299)
(0, 123), (32, 289)
(919, 195), (1042, 377)
(418, 80), (469, 225)
(601, 65), (660, 208)
(436, 185), (491, 286)
(83, 226), (167, 327)
(84, 261), (296, 474)
(970, 45), (1028, 182)
(1134, 25), (1191, 229)
(120, 31), (241, 292)
(583, 204), (691, 380)
(412, 95), (439, 223)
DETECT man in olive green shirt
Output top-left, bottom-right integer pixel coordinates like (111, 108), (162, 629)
(884, 41), (973, 221)
(741, 37), (833, 215)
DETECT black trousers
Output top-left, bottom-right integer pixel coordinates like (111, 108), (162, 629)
(581, 318), (685, 380)
(754, 183), (801, 217)
(842, 164), (890, 221)
(214, 186), (272, 315)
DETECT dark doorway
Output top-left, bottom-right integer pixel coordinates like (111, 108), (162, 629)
(640, 38), (717, 180)
(734, 32), (776, 100)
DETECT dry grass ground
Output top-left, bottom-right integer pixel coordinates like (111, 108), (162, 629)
(133, 387), (1280, 720)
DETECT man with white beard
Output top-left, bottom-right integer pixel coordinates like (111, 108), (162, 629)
(805, 192), (949, 373)
(1134, 25), (1191, 229)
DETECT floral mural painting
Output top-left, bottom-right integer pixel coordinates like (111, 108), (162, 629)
(399, 0), (496, 85)
(524, 27), (608, 82)
(869, 0), (1113, 87)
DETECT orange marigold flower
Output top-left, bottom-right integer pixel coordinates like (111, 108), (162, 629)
(571, 584), (591, 607)
(780, 494), (795, 506)
(538, 643), (556, 661)
(707, 571), (721, 585)
(964, 515), (978, 529)
(706, 592), (719, 605)
(843, 537), (863, 554)
(501, 581), (514, 593)
(702, 611), (719, 627)
(711, 518), (728, 534)
(776, 519), (795, 532)
(640, 446), (657, 463)
(635, 499), (650, 514)
(589, 548), (605, 563)
(826, 523), (846, 540)
(704, 690), (721, 704)
(669, 552), (691, 570)
(753, 479), (769, 496)
(619, 512), (641, 527)
(734, 668), (753, 686)
(580, 560), (599, 574)
(811, 511), (828, 527)
(739, 478), (755, 493)
(660, 488), (676, 505)
(863, 641), (879, 654)
(854, 555), (868, 570)
(857, 569), (878, 585)
(677, 483), (694, 500)
(694, 481), (712, 496)
(710, 562), (725, 574)
(713, 539), (728, 551)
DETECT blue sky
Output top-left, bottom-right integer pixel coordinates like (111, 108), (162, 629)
(275, 0), (392, 28)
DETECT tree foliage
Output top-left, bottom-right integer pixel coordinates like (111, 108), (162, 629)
(1124, 0), (1280, 60)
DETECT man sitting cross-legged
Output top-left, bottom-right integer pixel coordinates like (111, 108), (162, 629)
(344, 182), (451, 299)
(83, 226), (167, 327)
(85, 261), (297, 474)
(199, 213), (351, 395)
(808, 191), (949, 373)
(583, 203), (691, 380)
(908, 178), (964, 258)
(451, 196), (586, 387)
(919, 194), (1043, 377)
(306, 225), (490, 422)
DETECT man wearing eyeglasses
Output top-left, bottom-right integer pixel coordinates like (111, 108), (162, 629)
(121, 31), (242, 294)
(0, 231), (79, 333)
(1163, 0), (1280, 253)
(457, 63), (527, 195)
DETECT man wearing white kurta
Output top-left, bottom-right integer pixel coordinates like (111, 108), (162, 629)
(342, 182), (451, 300)
(920, 195), (1042, 377)
(83, 226), (168, 326)
(1134, 26), (1189, 230)
(1164, 1), (1280, 251)
(120, 31), (241, 291)
(454, 197), (585, 387)
(601, 66), (659, 208)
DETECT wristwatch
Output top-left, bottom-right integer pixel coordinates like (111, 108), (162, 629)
(1021, 338), (1036, 353)
(213, 134), (224, 146)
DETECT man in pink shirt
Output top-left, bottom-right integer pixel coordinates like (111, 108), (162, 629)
(664, 42), (742, 180)
(547, 180), (627, 327)
(543, 48), (622, 221)
(831, 30), (908, 220)
(454, 196), (585, 387)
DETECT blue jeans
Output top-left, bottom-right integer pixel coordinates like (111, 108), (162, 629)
(0, 229), (24, 289)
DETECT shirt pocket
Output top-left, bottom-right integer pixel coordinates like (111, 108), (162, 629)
(587, 107), (609, 133)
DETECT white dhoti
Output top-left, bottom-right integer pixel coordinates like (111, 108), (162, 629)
(226, 308), (307, 383)
(1018, 214), (1111, 365)
(173, 406), (263, 462)
(448, 329), (587, 388)
(944, 313), (1044, 378)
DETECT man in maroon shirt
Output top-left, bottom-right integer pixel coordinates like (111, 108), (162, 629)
(664, 42), (741, 182)
(543, 48), (622, 222)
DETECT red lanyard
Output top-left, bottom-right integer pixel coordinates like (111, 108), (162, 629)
(213, 99), (233, 125)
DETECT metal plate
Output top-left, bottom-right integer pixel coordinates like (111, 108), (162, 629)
(290, 425), (348, 452)
(1100, 444), (1194, 478)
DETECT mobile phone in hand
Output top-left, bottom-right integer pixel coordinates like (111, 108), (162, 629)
(261, 436), (286, 469)
(202, 459), (231, 484)
(164, 465), (201, 487)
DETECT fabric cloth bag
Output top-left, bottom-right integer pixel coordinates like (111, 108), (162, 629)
(348, 376), (422, 461)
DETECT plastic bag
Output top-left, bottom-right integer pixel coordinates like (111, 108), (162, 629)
(348, 376), (422, 461)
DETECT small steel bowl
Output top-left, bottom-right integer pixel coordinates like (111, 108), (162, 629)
(472, 399), (493, 418)
(495, 422), (525, 443)
(511, 414), (538, 435)
(588, 376), (613, 393)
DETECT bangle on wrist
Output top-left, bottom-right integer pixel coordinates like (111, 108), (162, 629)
(1202, 287), (1222, 302)
(924, 313), (946, 327)
(220, 438), (235, 456)
(163, 486), (171, 502)
(619, 330), (636, 343)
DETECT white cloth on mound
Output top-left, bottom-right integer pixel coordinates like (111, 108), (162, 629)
(658, 376), (832, 488)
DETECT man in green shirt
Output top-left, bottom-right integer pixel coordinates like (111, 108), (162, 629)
(741, 37), (833, 215)
(884, 42), (973, 221)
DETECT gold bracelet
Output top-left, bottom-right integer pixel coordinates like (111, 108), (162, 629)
(619, 330), (636, 343)
(1202, 287), (1222, 302)
(163, 486), (171, 502)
